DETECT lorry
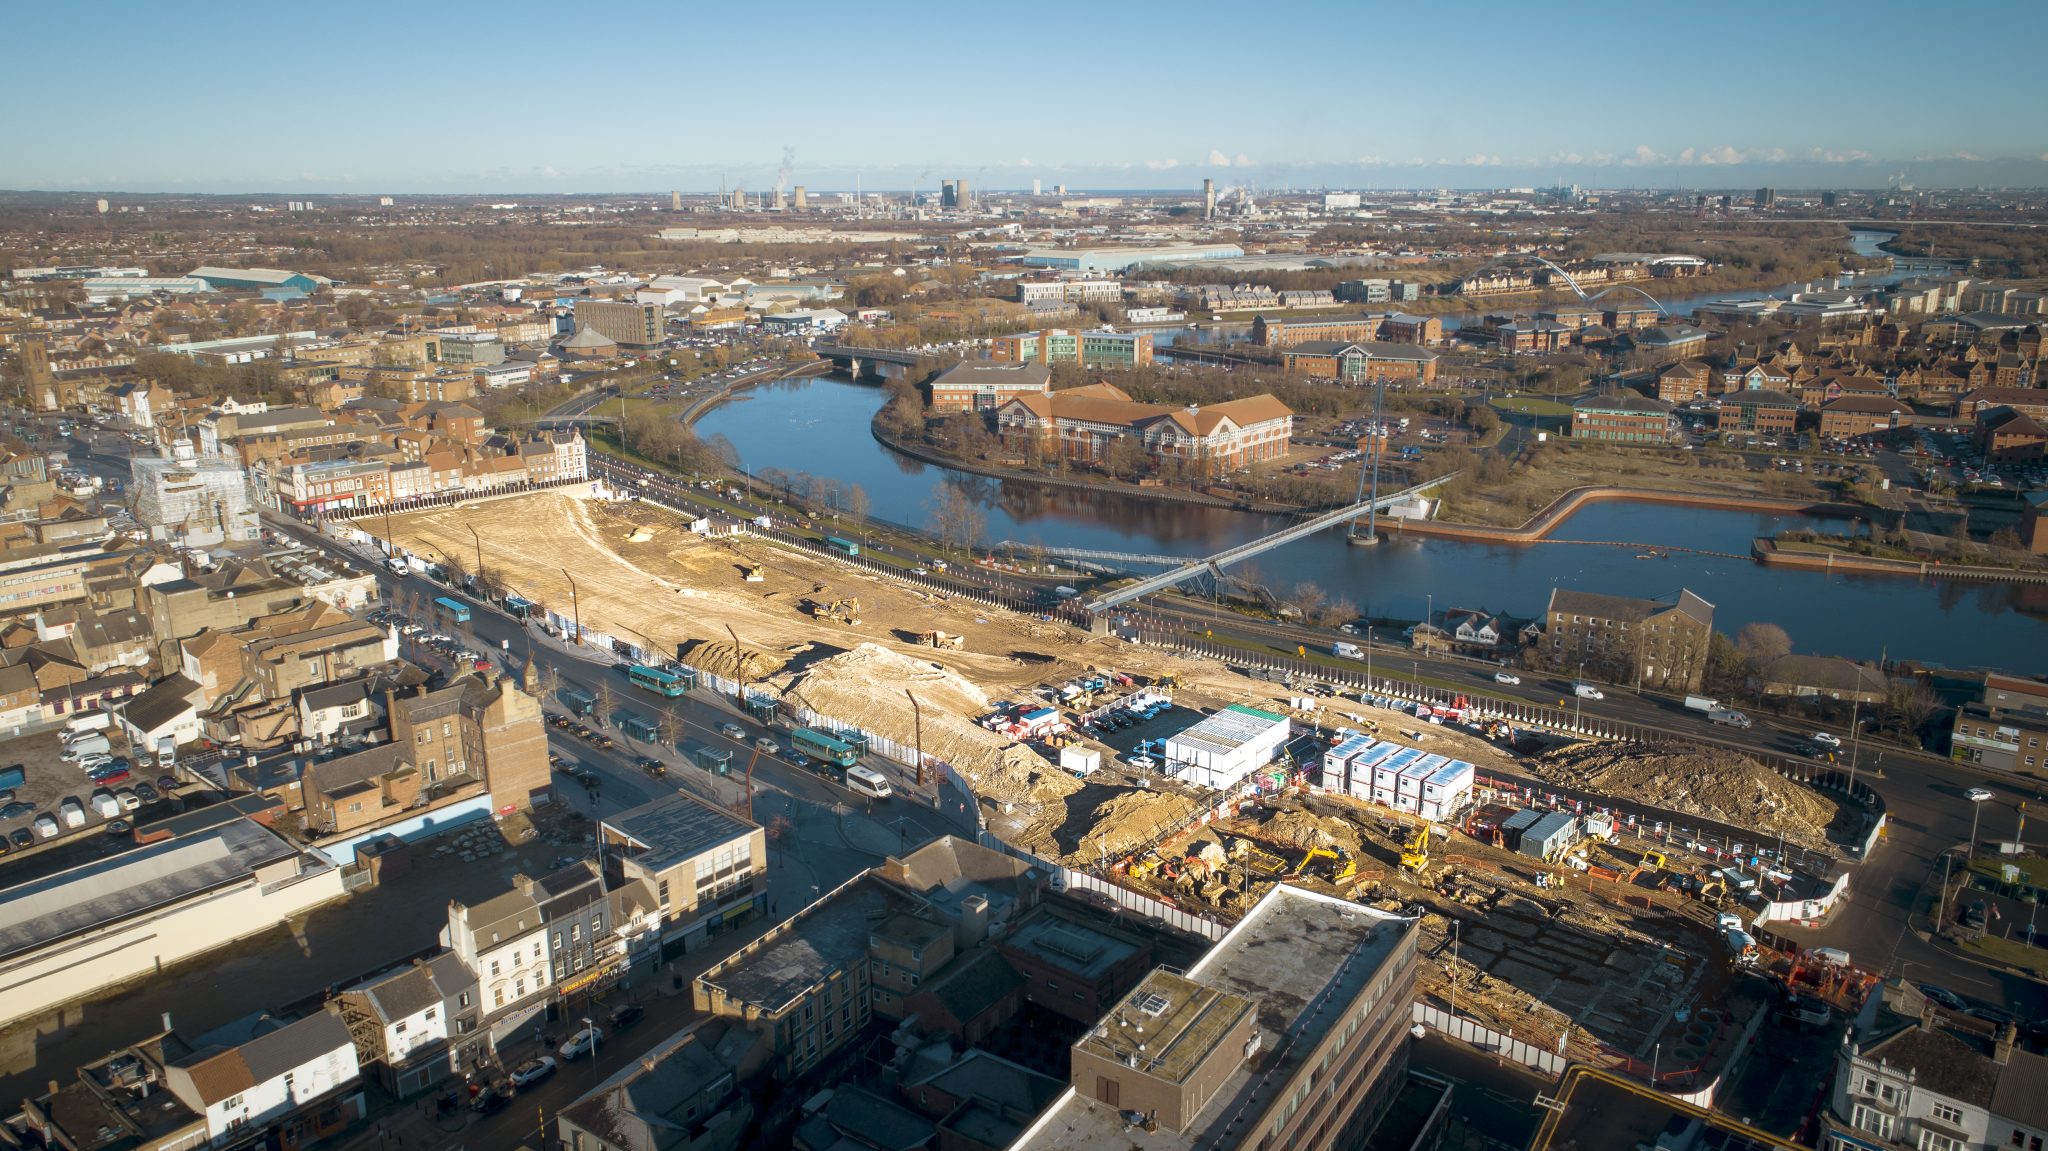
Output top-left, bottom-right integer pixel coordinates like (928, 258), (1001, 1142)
(1684, 695), (1719, 712)
(1332, 641), (1364, 660)
(1708, 707), (1752, 729)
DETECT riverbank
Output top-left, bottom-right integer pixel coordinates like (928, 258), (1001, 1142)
(1755, 537), (2048, 586)
(1380, 486), (1874, 546)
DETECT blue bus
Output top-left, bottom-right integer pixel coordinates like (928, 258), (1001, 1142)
(791, 727), (858, 768)
(628, 665), (689, 698)
(434, 596), (471, 624)
(825, 536), (860, 557)
(503, 595), (534, 620)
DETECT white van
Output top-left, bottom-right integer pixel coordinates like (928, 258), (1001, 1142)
(1572, 682), (1604, 700)
(844, 765), (893, 800)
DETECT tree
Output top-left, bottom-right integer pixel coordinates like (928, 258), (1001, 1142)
(843, 483), (870, 526)
(1285, 581), (1329, 624)
(593, 680), (617, 726)
(1734, 622), (1793, 666)
(657, 706), (684, 748)
(925, 482), (985, 556)
(1879, 680), (1942, 743)
(538, 664), (562, 705)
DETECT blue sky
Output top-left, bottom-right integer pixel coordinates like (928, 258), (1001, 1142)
(6, 0), (2046, 193)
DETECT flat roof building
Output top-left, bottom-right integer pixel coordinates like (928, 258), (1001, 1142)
(1162, 704), (1290, 791)
(1011, 884), (1418, 1151)
(1017, 244), (1244, 274)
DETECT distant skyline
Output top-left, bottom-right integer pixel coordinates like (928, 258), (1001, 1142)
(6, 1), (2047, 195)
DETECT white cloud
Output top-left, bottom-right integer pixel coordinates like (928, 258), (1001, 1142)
(1145, 158), (1180, 170)
(1234, 153), (1253, 167)
(1623, 144), (1668, 166)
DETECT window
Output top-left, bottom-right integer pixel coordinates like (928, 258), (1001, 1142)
(490, 960), (500, 977)
(553, 932), (562, 950)
(1922, 1132), (1962, 1151)
(494, 988), (505, 1008)
(425, 1007), (437, 1022)
(1932, 1103), (1964, 1125)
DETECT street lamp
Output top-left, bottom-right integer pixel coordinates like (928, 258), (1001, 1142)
(561, 568), (581, 644)
(583, 1016), (597, 1065)
(466, 524), (485, 588)
(1969, 790), (1992, 858)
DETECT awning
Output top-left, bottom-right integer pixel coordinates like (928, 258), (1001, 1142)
(556, 961), (621, 997)
(719, 901), (756, 924)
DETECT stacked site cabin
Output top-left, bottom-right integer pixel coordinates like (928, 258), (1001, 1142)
(1314, 738), (1477, 820)
(1164, 704), (1290, 791)
(1319, 735), (1375, 792)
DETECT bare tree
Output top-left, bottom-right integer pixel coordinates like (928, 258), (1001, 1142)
(1286, 581), (1329, 624)
(1734, 622), (1793, 666)
(538, 664), (563, 705)
(925, 483), (985, 556)
(844, 483), (870, 526)
(594, 680), (617, 726)
(657, 705), (684, 748)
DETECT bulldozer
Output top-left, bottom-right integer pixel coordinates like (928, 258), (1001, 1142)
(919, 630), (964, 649)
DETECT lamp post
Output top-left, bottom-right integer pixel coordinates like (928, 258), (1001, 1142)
(561, 568), (581, 644)
(1845, 698), (1863, 801)
(466, 524), (485, 588)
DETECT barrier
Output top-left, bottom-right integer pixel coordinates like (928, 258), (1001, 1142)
(1410, 1002), (1566, 1076)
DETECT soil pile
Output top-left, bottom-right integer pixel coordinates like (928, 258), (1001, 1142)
(683, 639), (786, 683)
(1013, 784), (1202, 864)
(976, 744), (1083, 806)
(783, 642), (1007, 780)
(1525, 740), (1839, 850)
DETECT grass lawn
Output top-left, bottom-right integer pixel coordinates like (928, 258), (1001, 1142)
(1489, 396), (1575, 418)
(1960, 932), (2048, 976)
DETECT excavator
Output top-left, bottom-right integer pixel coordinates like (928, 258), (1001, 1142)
(1398, 824), (1433, 876)
(1294, 844), (1357, 885)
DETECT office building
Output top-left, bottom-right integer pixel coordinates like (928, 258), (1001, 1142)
(1571, 392), (1679, 444)
(998, 384), (1293, 474)
(988, 327), (1154, 370)
(929, 361), (1054, 413)
(599, 790), (769, 952)
(574, 299), (664, 348)
(1280, 341), (1439, 387)
(1016, 244), (1244, 274)
(1012, 885), (1418, 1151)
(131, 454), (261, 548)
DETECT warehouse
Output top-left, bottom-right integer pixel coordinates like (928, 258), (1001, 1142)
(1163, 704), (1290, 790)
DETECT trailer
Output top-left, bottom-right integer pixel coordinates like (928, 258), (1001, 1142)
(1684, 695), (1719, 712)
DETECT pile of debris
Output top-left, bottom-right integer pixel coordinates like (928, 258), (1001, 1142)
(683, 639), (787, 683)
(1524, 740), (1839, 850)
(782, 642), (1009, 782)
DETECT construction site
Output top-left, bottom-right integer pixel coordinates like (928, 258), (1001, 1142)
(379, 488), (1866, 1089)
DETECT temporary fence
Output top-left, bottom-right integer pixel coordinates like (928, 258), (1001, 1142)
(1410, 1002), (1566, 1077)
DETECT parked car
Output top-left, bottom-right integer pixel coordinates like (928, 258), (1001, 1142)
(1918, 984), (1967, 1011)
(608, 1004), (646, 1032)
(558, 1026), (605, 1061)
(636, 757), (666, 777)
(508, 1057), (557, 1089)
(0, 801), (33, 820)
(470, 1086), (511, 1115)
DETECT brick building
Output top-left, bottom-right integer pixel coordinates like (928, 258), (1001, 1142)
(1571, 392), (1676, 444)
(1279, 341), (1439, 386)
(997, 383), (1293, 473)
(1818, 395), (1912, 439)
(1544, 587), (1714, 693)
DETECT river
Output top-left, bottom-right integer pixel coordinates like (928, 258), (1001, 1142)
(696, 371), (2048, 672)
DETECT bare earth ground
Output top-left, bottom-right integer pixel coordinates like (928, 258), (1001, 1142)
(385, 492), (1258, 860)
(383, 491), (1841, 861)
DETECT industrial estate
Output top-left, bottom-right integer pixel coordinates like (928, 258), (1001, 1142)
(4, 9), (2048, 1151)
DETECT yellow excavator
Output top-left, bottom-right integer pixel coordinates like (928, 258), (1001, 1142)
(1398, 824), (1433, 875)
(1295, 844), (1357, 884)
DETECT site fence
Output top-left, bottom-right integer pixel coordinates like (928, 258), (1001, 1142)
(1410, 1002), (1566, 1077)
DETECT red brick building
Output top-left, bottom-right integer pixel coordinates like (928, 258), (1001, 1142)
(1977, 406), (2048, 464)
(1717, 390), (1801, 437)
(1817, 395), (1911, 439)
(996, 383), (1293, 472)
(1279, 341), (1439, 386)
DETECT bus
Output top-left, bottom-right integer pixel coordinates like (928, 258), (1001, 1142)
(628, 665), (689, 698)
(503, 594), (534, 620)
(825, 536), (860, 557)
(433, 596), (471, 624)
(791, 727), (858, 768)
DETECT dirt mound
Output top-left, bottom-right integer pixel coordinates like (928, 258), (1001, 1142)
(683, 639), (786, 683)
(1525, 741), (1839, 850)
(1016, 784), (1200, 864)
(783, 642), (1008, 783)
(1260, 809), (1344, 850)
(975, 744), (1083, 806)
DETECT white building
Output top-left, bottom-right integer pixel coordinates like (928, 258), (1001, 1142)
(83, 276), (213, 303)
(334, 952), (484, 1096)
(1163, 704), (1291, 790)
(1824, 984), (2048, 1151)
(163, 1012), (363, 1144)
(443, 880), (554, 1042)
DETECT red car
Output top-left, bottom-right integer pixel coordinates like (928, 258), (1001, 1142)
(88, 767), (130, 786)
